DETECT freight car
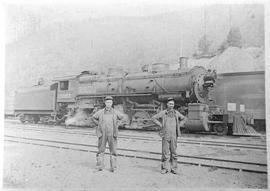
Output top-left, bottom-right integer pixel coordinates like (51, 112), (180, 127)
(214, 71), (265, 132)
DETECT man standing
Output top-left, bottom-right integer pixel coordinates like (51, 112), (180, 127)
(92, 96), (124, 172)
(152, 98), (187, 174)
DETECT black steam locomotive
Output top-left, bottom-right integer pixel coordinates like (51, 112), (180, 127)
(14, 63), (255, 135)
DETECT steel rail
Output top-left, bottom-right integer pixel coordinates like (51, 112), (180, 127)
(5, 135), (267, 174)
(5, 125), (266, 151)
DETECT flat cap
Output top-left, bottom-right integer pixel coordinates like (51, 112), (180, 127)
(167, 97), (174, 102)
(105, 96), (113, 101)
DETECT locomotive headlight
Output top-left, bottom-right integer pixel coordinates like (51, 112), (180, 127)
(203, 80), (214, 88)
(203, 74), (215, 88)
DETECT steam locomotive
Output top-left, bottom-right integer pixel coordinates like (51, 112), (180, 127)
(14, 62), (256, 135)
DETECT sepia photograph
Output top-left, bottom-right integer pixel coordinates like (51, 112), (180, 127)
(2, 0), (269, 190)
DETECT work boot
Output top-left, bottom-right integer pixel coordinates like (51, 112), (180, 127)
(161, 169), (169, 174)
(96, 153), (104, 171)
(171, 169), (178, 174)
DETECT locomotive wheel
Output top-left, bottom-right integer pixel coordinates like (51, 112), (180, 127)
(20, 118), (26, 123)
(33, 115), (40, 124)
(130, 111), (152, 129)
(133, 111), (151, 124)
(213, 124), (228, 136)
(55, 115), (66, 125)
(19, 114), (26, 123)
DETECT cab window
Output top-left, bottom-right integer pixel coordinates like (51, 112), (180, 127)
(60, 81), (69, 90)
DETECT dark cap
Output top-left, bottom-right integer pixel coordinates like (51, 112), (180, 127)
(105, 96), (113, 101)
(167, 97), (174, 102)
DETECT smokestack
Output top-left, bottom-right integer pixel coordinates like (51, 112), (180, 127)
(179, 57), (188, 69)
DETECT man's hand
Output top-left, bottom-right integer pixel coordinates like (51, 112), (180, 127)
(91, 117), (99, 126)
(152, 118), (162, 129)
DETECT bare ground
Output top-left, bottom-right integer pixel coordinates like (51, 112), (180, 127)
(3, 141), (267, 190)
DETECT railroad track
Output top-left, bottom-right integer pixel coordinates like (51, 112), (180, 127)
(5, 134), (267, 174)
(5, 123), (267, 151)
(6, 119), (266, 140)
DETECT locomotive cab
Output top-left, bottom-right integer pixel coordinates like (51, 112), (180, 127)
(53, 75), (78, 104)
(52, 74), (79, 123)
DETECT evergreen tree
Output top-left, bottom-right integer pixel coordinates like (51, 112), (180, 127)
(227, 27), (242, 48)
(198, 35), (212, 55)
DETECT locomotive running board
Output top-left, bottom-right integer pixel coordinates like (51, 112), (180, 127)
(76, 93), (153, 98)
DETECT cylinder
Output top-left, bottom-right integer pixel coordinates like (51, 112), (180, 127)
(185, 120), (206, 131)
(185, 103), (210, 132)
(185, 114), (210, 132)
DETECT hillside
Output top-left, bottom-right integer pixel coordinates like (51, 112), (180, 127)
(5, 4), (265, 111)
(188, 47), (264, 73)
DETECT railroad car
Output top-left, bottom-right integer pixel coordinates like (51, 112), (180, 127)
(214, 71), (265, 132)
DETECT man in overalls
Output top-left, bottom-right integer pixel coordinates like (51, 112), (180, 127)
(92, 96), (124, 172)
(152, 97), (187, 174)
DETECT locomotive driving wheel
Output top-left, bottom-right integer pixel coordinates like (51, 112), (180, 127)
(19, 118), (25, 123)
(213, 124), (228, 136)
(133, 111), (150, 124)
(19, 114), (26, 123)
(33, 115), (40, 124)
(131, 111), (153, 129)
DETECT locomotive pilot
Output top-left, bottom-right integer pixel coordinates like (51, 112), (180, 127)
(92, 96), (124, 172)
(152, 97), (187, 174)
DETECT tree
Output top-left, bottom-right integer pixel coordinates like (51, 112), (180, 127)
(198, 35), (212, 55)
(227, 27), (242, 48)
(217, 39), (229, 53)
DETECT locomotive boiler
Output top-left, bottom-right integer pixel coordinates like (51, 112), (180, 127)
(73, 63), (216, 129)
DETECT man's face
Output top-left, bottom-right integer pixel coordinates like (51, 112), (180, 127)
(105, 100), (113, 108)
(167, 101), (174, 110)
